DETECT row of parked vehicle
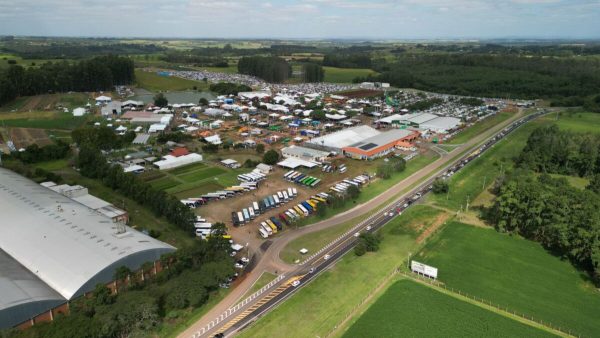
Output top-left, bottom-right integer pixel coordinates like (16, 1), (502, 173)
(329, 174), (370, 194)
(231, 187), (299, 226)
(181, 181), (259, 209)
(257, 192), (330, 238)
(283, 170), (321, 187)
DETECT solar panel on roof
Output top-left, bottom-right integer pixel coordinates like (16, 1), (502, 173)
(359, 143), (378, 150)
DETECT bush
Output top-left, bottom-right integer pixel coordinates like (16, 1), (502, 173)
(432, 178), (449, 194)
(262, 149), (280, 165)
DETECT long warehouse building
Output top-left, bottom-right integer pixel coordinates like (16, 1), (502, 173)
(0, 168), (175, 329)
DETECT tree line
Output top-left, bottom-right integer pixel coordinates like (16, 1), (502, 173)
(0, 55), (135, 106)
(517, 125), (600, 177)
(356, 54), (600, 102)
(323, 53), (372, 69)
(237, 56), (291, 83)
(302, 63), (324, 82)
(209, 82), (252, 95)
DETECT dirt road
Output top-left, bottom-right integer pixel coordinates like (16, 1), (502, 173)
(177, 109), (524, 338)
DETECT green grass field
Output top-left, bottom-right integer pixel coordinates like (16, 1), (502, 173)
(149, 176), (181, 190)
(552, 111), (600, 133)
(135, 69), (209, 92)
(447, 111), (514, 145)
(416, 222), (600, 337)
(0, 112), (89, 130)
(178, 167), (226, 183)
(240, 205), (443, 338)
(323, 67), (378, 83)
(343, 279), (554, 338)
(548, 173), (589, 189)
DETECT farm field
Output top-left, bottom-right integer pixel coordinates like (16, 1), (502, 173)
(135, 69), (209, 92)
(239, 205), (445, 338)
(446, 111), (514, 145)
(322, 67), (378, 83)
(415, 222), (600, 337)
(342, 279), (554, 338)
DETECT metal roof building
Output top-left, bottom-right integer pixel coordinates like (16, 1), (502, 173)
(306, 125), (380, 151)
(0, 168), (175, 329)
(342, 129), (420, 160)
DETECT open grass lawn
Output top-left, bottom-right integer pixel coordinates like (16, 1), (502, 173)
(200, 65), (239, 74)
(178, 167), (226, 183)
(166, 162), (207, 175)
(343, 279), (554, 338)
(149, 176), (181, 190)
(428, 118), (550, 211)
(135, 69), (209, 92)
(323, 67), (378, 83)
(551, 111), (600, 133)
(239, 206), (443, 338)
(34, 159), (69, 171)
(447, 111), (514, 145)
(416, 222), (600, 337)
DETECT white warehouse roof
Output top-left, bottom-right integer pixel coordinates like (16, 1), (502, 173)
(420, 116), (462, 133)
(307, 125), (380, 149)
(0, 168), (175, 302)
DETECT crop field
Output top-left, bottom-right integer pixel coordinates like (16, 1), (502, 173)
(343, 280), (553, 338)
(446, 111), (514, 145)
(323, 67), (378, 83)
(415, 222), (600, 337)
(135, 69), (209, 92)
(239, 205), (444, 338)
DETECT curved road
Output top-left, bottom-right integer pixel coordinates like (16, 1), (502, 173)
(178, 109), (527, 338)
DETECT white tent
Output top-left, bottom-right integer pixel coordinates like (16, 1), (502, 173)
(72, 107), (87, 117)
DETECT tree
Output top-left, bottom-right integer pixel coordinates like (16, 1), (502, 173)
(154, 93), (168, 107)
(256, 143), (265, 154)
(354, 242), (367, 256)
(262, 149), (280, 165)
(346, 184), (360, 199)
(199, 97), (209, 106)
(432, 178), (449, 194)
(114, 266), (131, 281)
(377, 162), (393, 179)
(311, 110), (326, 121)
(302, 63), (324, 82)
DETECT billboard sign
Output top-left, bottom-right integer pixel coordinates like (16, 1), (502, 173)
(410, 260), (438, 279)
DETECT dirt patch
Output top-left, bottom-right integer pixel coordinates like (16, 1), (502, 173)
(416, 212), (450, 243)
(9, 128), (51, 148)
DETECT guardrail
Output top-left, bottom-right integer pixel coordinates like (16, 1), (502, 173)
(192, 273), (286, 337)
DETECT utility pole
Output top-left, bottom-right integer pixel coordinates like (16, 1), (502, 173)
(466, 195), (470, 213)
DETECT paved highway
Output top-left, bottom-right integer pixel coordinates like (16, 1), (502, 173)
(182, 109), (546, 338)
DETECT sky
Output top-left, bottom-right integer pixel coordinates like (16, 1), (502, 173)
(0, 0), (598, 39)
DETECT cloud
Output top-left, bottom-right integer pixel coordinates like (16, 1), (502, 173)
(0, 0), (597, 38)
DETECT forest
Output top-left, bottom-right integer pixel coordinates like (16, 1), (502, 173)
(487, 126), (600, 285)
(237, 56), (291, 83)
(357, 54), (600, 105)
(0, 55), (135, 105)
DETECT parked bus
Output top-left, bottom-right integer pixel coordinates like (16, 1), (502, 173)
(261, 222), (273, 235)
(253, 201), (260, 214)
(258, 228), (269, 238)
(237, 211), (245, 224)
(248, 207), (256, 219)
(266, 219), (278, 233)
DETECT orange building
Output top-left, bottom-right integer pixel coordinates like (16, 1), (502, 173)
(342, 129), (419, 160)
